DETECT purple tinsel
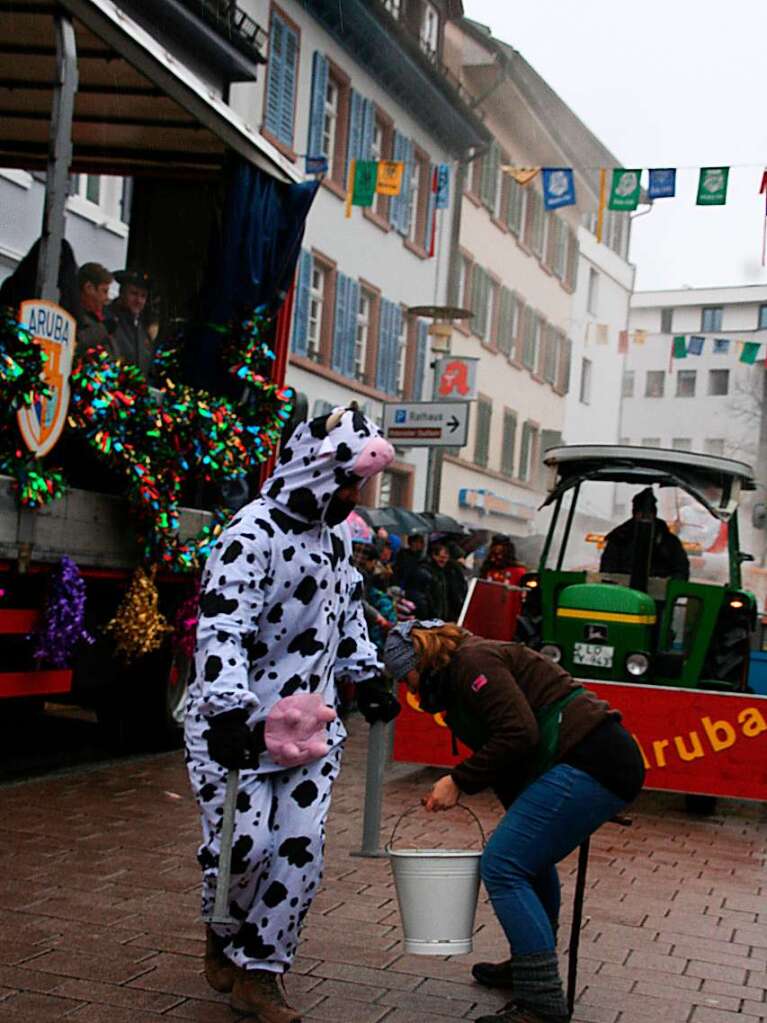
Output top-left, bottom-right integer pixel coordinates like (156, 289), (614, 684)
(33, 556), (94, 667)
(171, 580), (200, 659)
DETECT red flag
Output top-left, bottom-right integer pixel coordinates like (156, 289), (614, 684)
(618, 329), (629, 354)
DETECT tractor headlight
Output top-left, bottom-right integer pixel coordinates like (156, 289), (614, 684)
(520, 572), (540, 590)
(540, 644), (562, 663)
(625, 652), (650, 678)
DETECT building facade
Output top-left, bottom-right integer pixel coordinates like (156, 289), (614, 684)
(432, 19), (634, 534)
(231, 0), (487, 510)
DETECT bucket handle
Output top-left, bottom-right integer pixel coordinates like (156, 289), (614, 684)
(387, 803), (486, 851)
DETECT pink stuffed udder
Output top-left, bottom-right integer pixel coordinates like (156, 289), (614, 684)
(353, 436), (394, 480)
(264, 693), (337, 768)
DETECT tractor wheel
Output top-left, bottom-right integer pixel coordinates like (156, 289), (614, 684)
(685, 794), (718, 816)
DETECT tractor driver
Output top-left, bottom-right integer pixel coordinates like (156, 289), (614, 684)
(600, 487), (689, 580)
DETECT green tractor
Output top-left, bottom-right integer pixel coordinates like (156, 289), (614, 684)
(517, 445), (757, 693)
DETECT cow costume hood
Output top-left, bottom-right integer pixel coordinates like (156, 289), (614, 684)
(263, 407), (394, 525)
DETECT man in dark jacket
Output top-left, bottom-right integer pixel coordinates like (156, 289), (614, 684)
(601, 487), (689, 580)
(76, 262), (113, 352)
(105, 268), (154, 376)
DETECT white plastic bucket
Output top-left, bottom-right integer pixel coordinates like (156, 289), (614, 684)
(387, 806), (485, 956)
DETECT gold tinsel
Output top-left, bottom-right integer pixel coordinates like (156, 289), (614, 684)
(106, 565), (171, 661)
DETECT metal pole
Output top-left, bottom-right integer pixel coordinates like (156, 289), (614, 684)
(566, 837), (590, 1015)
(354, 720), (392, 858)
(37, 14), (78, 301)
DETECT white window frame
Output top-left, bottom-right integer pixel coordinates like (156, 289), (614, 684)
(354, 290), (371, 382)
(383, 0), (401, 18)
(579, 357), (592, 405)
(307, 265), (325, 361)
(407, 156), (422, 245)
(321, 77), (338, 162)
(394, 311), (407, 397)
(420, 2), (439, 59)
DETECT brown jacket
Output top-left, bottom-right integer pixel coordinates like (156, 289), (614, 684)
(446, 637), (614, 805)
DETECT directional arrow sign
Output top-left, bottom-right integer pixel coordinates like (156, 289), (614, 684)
(382, 400), (470, 448)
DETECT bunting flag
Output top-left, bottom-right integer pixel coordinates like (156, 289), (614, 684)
(673, 335), (688, 359)
(713, 338), (730, 354)
(376, 160), (404, 196)
(596, 324), (609, 344)
(542, 168), (576, 210)
(687, 335), (704, 355)
(352, 161), (378, 207)
(434, 164), (450, 209)
(648, 168), (676, 199)
(608, 169), (641, 211)
(618, 329), (629, 354)
(305, 155), (329, 175)
(697, 167), (729, 206)
(633, 329), (647, 345)
(345, 159), (356, 218)
(502, 166), (539, 186)
(740, 341), (761, 364)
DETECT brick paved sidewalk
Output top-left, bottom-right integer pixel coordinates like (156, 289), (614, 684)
(0, 714), (764, 1023)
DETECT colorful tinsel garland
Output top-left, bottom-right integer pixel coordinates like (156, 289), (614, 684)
(33, 555), (94, 667)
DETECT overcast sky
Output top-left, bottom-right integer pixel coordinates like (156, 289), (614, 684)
(462, 1), (767, 292)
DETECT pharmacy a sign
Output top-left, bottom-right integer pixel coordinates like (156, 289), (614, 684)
(16, 299), (75, 457)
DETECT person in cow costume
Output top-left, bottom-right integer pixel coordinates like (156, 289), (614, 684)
(185, 406), (400, 1021)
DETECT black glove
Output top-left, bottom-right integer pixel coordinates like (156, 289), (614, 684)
(357, 677), (401, 725)
(205, 710), (264, 769)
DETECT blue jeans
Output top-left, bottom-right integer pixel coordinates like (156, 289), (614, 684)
(480, 764), (626, 956)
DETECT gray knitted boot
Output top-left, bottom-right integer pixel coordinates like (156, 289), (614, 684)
(475, 951), (569, 1023)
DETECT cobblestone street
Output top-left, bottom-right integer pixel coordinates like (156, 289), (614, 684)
(0, 715), (764, 1022)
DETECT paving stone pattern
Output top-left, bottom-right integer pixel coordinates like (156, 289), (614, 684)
(0, 715), (764, 1021)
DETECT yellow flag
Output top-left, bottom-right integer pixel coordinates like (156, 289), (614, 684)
(345, 159), (356, 219)
(596, 324), (609, 345)
(633, 329), (647, 346)
(376, 161), (404, 196)
(502, 166), (539, 186)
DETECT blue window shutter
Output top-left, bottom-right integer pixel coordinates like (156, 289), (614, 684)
(361, 99), (375, 159)
(423, 163), (437, 253)
(389, 132), (407, 231)
(278, 23), (298, 146)
(291, 250), (312, 356)
(376, 299), (392, 391)
(413, 319), (428, 399)
(345, 279), (359, 378)
(346, 90), (364, 181)
(400, 138), (414, 237)
(389, 304), (402, 394)
(332, 273), (349, 373)
(264, 14), (285, 138)
(307, 53), (329, 157)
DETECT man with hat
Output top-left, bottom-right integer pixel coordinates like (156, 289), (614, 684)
(105, 268), (154, 376)
(600, 487), (689, 580)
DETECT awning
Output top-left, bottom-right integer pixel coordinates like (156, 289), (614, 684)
(0, 0), (300, 182)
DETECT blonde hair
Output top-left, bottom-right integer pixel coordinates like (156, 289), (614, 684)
(411, 623), (468, 675)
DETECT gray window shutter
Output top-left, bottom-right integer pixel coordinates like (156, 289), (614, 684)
(345, 279), (360, 378)
(413, 319), (428, 399)
(401, 137), (415, 237)
(361, 98), (375, 159)
(307, 53), (329, 157)
(389, 304), (402, 394)
(279, 22), (298, 146)
(291, 250), (312, 356)
(264, 14), (284, 139)
(347, 90), (364, 179)
(423, 164), (436, 253)
(390, 132), (408, 232)
(332, 273), (349, 373)
(376, 299), (393, 391)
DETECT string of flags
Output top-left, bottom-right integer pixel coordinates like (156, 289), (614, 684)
(584, 324), (766, 365)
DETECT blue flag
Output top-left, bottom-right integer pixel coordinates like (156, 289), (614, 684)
(542, 168), (576, 210)
(648, 168), (676, 199)
(435, 164), (450, 209)
(713, 338), (730, 354)
(305, 155), (329, 175)
(687, 335), (704, 355)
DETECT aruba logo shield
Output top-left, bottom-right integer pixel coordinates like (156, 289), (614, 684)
(16, 299), (75, 457)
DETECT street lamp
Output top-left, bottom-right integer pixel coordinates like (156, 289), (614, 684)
(407, 305), (473, 513)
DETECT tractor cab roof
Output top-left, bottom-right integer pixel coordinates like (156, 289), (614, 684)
(542, 445), (755, 522)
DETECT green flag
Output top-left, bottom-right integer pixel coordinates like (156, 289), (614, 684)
(673, 335), (687, 359)
(352, 161), (378, 207)
(696, 167), (729, 206)
(608, 169), (641, 211)
(740, 341), (760, 364)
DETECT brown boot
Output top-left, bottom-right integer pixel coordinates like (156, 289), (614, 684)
(230, 968), (301, 1022)
(204, 926), (238, 993)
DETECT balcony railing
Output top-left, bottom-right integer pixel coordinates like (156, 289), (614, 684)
(180, 0), (267, 62)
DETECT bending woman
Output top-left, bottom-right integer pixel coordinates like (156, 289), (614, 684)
(382, 621), (644, 1023)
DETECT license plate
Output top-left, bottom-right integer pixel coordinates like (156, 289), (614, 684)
(573, 643), (614, 668)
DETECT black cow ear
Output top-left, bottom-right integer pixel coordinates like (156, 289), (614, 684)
(308, 415), (329, 439)
(351, 410), (370, 436)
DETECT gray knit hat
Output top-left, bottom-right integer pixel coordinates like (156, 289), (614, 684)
(383, 619), (444, 681)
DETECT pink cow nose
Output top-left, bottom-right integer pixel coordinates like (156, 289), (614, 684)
(353, 436), (395, 479)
